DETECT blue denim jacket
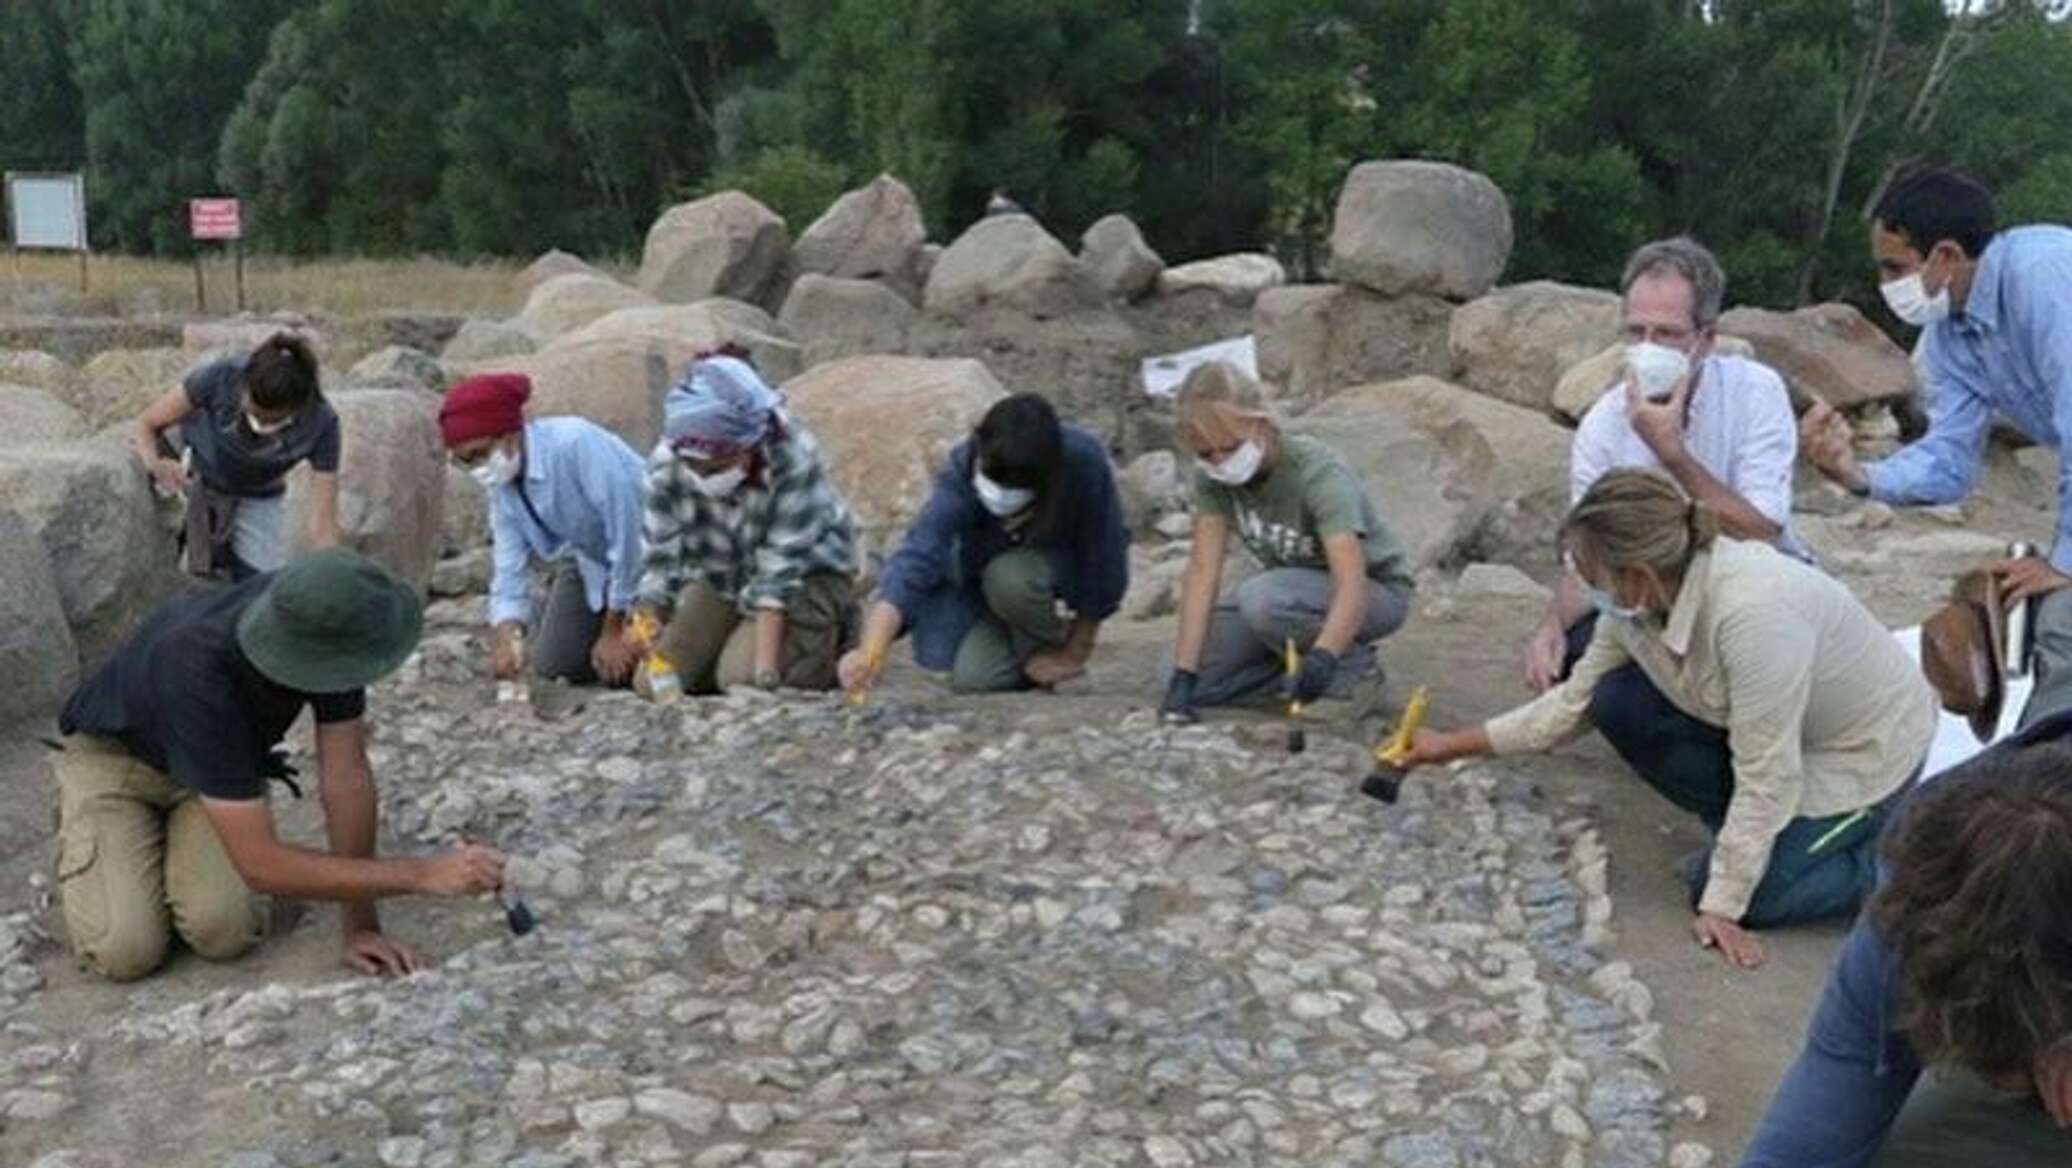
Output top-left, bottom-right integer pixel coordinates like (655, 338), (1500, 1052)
(1740, 708), (2072, 1165)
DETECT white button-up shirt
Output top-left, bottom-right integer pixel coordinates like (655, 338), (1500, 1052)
(1571, 353), (1807, 559)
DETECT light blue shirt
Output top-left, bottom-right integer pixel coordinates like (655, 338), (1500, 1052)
(487, 417), (646, 626)
(1866, 226), (2072, 569)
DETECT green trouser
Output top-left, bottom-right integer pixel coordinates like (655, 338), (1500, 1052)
(51, 735), (268, 982)
(950, 549), (1069, 694)
(1877, 1066), (2072, 1166)
(653, 573), (857, 695)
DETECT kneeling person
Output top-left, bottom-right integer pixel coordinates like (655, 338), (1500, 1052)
(439, 372), (647, 686)
(52, 549), (506, 982)
(637, 355), (859, 693)
(1160, 362), (1414, 723)
(839, 393), (1129, 696)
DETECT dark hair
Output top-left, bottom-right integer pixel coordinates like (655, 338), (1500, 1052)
(1873, 167), (1998, 260)
(974, 393), (1064, 538)
(244, 332), (321, 412)
(1869, 738), (2072, 1086)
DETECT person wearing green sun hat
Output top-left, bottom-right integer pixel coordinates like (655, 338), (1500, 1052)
(50, 548), (507, 982)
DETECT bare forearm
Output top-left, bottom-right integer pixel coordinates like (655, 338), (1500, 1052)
(1172, 560), (1222, 672)
(1315, 575), (1368, 656)
(860, 600), (903, 659)
(1659, 452), (1780, 541)
(755, 608), (785, 674)
(243, 843), (427, 902)
(1429, 726), (1493, 764)
(1544, 571), (1591, 632)
(320, 756), (383, 934)
(130, 420), (162, 468)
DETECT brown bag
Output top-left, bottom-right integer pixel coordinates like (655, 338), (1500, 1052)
(1920, 567), (2006, 742)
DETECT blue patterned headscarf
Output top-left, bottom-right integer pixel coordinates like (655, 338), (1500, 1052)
(661, 355), (782, 456)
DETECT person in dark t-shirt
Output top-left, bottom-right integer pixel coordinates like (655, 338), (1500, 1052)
(52, 549), (505, 982)
(129, 332), (343, 580)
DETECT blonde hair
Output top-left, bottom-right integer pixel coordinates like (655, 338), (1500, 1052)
(1562, 469), (1720, 578)
(1174, 361), (1276, 446)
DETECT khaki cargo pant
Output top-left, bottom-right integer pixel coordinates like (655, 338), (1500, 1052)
(51, 735), (267, 982)
(651, 573), (857, 695)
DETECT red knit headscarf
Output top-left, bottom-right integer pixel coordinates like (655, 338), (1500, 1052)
(439, 373), (531, 447)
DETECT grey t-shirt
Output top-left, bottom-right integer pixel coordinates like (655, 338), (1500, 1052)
(178, 358), (341, 498)
(1193, 433), (1413, 589)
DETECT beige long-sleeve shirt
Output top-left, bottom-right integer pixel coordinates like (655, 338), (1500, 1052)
(1485, 538), (1936, 920)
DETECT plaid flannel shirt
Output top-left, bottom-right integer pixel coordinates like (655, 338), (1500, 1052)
(636, 419), (857, 613)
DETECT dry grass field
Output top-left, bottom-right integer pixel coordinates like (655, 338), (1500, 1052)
(0, 250), (610, 319)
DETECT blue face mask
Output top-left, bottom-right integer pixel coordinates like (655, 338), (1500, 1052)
(1585, 584), (1646, 622)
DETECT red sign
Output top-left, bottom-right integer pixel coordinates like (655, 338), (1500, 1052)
(189, 198), (242, 241)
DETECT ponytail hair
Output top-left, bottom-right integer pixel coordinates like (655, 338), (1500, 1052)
(1562, 468), (1718, 578)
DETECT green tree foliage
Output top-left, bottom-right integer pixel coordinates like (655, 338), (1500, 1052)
(7, 0), (2066, 314)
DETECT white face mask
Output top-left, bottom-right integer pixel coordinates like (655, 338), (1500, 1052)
(1584, 583), (1646, 622)
(245, 411), (294, 437)
(973, 469), (1036, 517)
(688, 465), (749, 498)
(1879, 270), (1950, 327)
(1202, 440), (1265, 487)
(1626, 341), (1691, 402)
(470, 445), (521, 489)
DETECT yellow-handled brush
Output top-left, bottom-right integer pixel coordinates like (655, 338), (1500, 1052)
(1283, 638), (1307, 755)
(1362, 686), (1429, 803)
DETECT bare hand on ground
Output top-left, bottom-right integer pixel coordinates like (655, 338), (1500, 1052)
(1023, 647), (1088, 689)
(420, 842), (506, 897)
(1692, 912), (1765, 970)
(1523, 622), (1566, 693)
(1798, 401), (1868, 492)
(342, 929), (424, 977)
(491, 629), (525, 680)
(1993, 556), (2072, 605)
(837, 648), (884, 694)
(150, 457), (189, 494)
(589, 626), (642, 685)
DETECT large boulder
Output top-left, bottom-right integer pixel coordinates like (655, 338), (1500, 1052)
(0, 350), (86, 403)
(1298, 376), (1570, 572)
(1449, 281), (1621, 413)
(483, 300), (799, 451)
(778, 275), (917, 369)
(1156, 253), (1286, 307)
(1255, 284), (1453, 413)
(347, 345), (446, 394)
(0, 385), (88, 446)
(924, 214), (1098, 319)
(77, 347), (194, 429)
(1330, 160), (1513, 300)
(517, 249), (604, 294)
(637, 191), (792, 310)
(792, 174), (928, 302)
(284, 389), (445, 591)
(783, 356), (1007, 567)
(181, 314), (323, 360)
(0, 439), (179, 665)
(1080, 214), (1165, 302)
(514, 273), (657, 344)
(1551, 336), (1759, 422)
(1716, 303), (1916, 410)
(440, 319), (537, 366)
(441, 464), (489, 557)
(907, 307), (1147, 447)
(0, 509), (80, 724)
(1118, 449), (1189, 536)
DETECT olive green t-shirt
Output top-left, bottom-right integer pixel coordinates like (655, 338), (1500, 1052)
(1192, 434), (1413, 590)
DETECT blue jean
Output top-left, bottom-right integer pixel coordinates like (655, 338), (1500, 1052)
(1563, 614), (1893, 928)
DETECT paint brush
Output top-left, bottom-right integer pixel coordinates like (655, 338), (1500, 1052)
(1363, 686), (1430, 804)
(497, 885), (537, 937)
(1283, 638), (1307, 755)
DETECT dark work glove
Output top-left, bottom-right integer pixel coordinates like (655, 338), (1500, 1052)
(1160, 670), (1201, 724)
(1288, 648), (1338, 706)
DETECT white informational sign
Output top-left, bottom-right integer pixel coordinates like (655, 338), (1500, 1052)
(1890, 624), (2033, 780)
(1141, 334), (1258, 399)
(5, 172), (88, 251)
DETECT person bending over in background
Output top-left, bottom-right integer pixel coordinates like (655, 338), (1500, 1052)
(840, 393), (1129, 697)
(131, 332), (341, 580)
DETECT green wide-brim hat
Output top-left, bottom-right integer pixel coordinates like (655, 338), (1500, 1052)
(236, 547), (423, 693)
